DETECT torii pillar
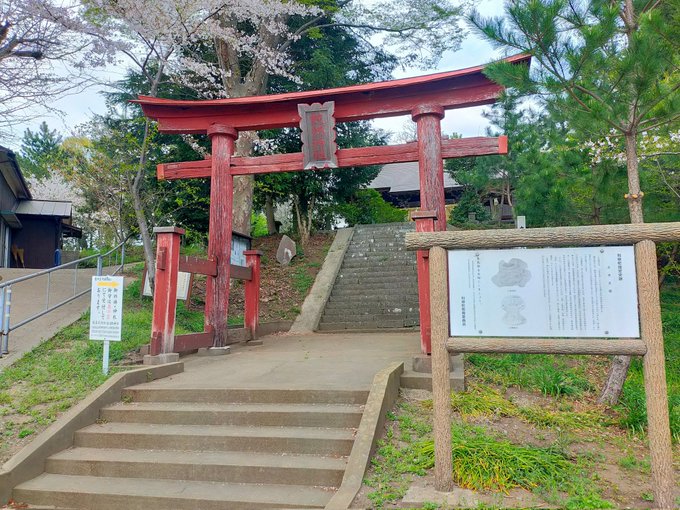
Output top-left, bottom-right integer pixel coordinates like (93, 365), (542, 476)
(206, 124), (237, 347)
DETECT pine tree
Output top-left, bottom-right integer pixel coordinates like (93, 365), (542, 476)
(471, 0), (680, 405)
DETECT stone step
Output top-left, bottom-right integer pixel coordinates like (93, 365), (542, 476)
(322, 308), (419, 317)
(324, 300), (419, 312)
(100, 402), (362, 428)
(46, 447), (345, 487)
(74, 422), (355, 456)
(14, 474), (333, 509)
(333, 277), (418, 287)
(121, 387), (368, 405)
(329, 289), (419, 298)
(400, 371), (466, 392)
(317, 320), (418, 330)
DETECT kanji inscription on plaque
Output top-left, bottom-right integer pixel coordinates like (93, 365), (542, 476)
(298, 101), (338, 170)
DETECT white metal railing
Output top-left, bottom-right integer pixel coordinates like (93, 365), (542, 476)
(0, 240), (128, 355)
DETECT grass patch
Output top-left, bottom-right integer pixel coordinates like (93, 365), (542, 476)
(291, 264), (315, 295)
(364, 400), (613, 509)
(466, 283), (680, 441)
(467, 353), (593, 397)
(422, 384), (607, 430)
(417, 426), (572, 492)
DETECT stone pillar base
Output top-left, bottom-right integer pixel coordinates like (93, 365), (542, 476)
(143, 353), (180, 365)
(197, 346), (231, 356)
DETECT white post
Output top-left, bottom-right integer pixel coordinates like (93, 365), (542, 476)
(102, 340), (110, 375)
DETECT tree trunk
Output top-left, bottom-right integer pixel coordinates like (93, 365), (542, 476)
(265, 195), (277, 234)
(599, 130), (642, 405)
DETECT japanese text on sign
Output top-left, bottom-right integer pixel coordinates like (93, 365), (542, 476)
(89, 276), (124, 341)
(448, 246), (640, 338)
(298, 101), (338, 170)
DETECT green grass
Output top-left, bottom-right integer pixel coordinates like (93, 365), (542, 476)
(416, 426), (573, 492)
(364, 401), (613, 509)
(467, 353), (593, 397)
(0, 272), (205, 456)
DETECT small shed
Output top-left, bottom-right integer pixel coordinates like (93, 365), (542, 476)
(0, 146), (81, 269)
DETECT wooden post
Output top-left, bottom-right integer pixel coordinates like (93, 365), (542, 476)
(412, 105), (447, 232)
(206, 124), (237, 347)
(150, 226), (184, 356)
(413, 211), (437, 354)
(635, 240), (674, 509)
(429, 246), (453, 492)
(244, 250), (262, 340)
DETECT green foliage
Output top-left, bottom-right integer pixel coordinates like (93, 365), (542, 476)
(18, 121), (64, 179)
(337, 189), (406, 226)
(448, 190), (491, 225)
(251, 213), (269, 238)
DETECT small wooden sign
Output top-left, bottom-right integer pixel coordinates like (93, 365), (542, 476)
(142, 268), (193, 301)
(298, 101), (338, 170)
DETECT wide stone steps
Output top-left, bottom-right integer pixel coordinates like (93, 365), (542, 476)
(318, 222), (419, 332)
(45, 447), (345, 486)
(13, 386), (365, 509)
(121, 387), (369, 404)
(14, 474), (333, 509)
(100, 401), (363, 427)
(74, 422), (355, 455)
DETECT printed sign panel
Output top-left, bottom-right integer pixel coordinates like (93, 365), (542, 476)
(143, 271), (192, 301)
(89, 276), (124, 341)
(448, 246), (640, 338)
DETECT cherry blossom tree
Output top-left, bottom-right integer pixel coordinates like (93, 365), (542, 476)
(80, 0), (467, 287)
(0, 0), (116, 138)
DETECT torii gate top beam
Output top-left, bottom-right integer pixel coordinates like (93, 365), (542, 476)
(134, 54), (530, 134)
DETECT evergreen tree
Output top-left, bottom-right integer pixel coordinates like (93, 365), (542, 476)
(18, 122), (64, 179)
(471, 0), (680, 404)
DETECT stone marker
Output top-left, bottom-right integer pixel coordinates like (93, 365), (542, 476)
(276, 235), (297, 265)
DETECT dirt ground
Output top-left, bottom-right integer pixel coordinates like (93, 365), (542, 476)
(191, 232), (334, 322)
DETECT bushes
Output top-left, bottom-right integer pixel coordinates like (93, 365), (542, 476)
(338, 189), (406, 226)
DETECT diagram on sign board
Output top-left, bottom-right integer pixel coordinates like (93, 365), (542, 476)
(491, 258), (531, 287)
(448, 246), (640, 338)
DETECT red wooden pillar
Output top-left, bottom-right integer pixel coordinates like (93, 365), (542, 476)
(412, 211), (436, 354)
(150, 226), (184, 356)
(244, 250), (263, 340)
(412, 105), (447, 232)
(206, 124), (237, 347)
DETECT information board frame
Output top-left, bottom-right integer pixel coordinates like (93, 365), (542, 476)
(405, 221), (680, 508)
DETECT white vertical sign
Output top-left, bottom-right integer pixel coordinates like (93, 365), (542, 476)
(89, 276), (124, 374)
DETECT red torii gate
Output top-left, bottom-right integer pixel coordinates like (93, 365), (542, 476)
(136, 53), (530, 353)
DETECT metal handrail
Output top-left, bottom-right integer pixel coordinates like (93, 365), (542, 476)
(0, 239), (130, 355)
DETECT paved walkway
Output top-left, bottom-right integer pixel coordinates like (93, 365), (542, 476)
(0, 267), (125, 370)
(136, 331), (422, 391)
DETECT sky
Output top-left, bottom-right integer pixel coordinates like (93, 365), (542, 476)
(10, 0), (506, 150)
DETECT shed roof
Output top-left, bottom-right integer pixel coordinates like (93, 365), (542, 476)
(369, 162), (461, 193)
(15, 200), (72, 217)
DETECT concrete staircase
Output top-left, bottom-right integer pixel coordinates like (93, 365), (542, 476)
(13, 386), (368, 509)
(318, 223), (419, 331)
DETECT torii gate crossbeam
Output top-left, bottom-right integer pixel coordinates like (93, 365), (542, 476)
(135, 53), (530, 351)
